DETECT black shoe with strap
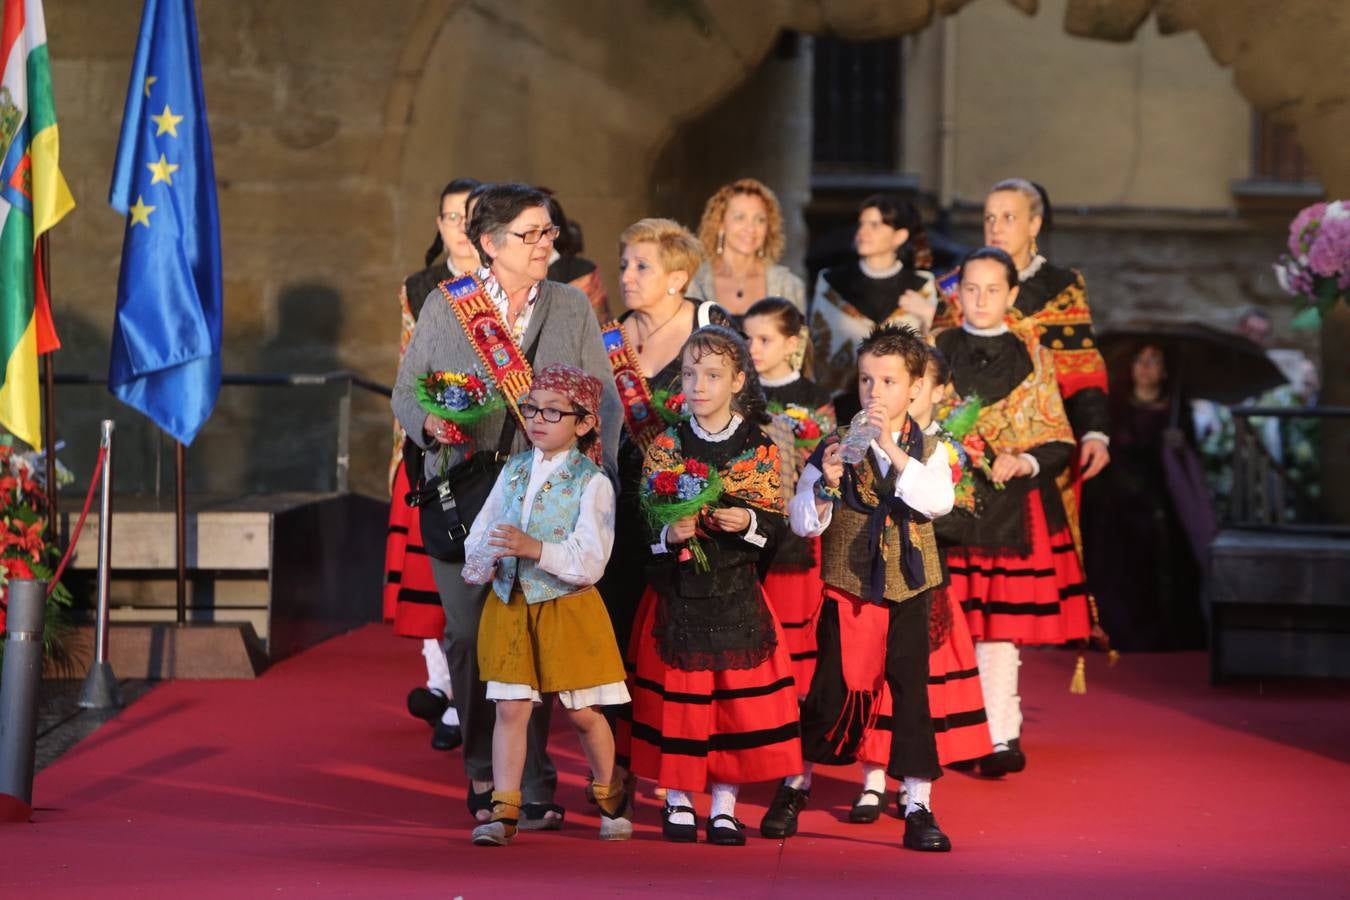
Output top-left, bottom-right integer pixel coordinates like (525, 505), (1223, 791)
(847, 788), (887, 824)
(760, 784), (810, 838)
(902, 805), (952, 852)
(406, 687), (450, 726)
(978, 741), (1027, 778)
(706, 813), (747, 846)
(430, 721), (462, 751)
(661, 803), (699, 843)
(467, 784), (493, 822)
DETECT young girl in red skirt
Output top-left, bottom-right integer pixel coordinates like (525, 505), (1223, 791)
(911, 346), (992, 768)
(934, 248), (1091, 778)
(619, 325), (801, 846)
(742, 298), (835, 697)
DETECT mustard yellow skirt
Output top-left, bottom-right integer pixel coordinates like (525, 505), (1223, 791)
(477, 586), (627, 694)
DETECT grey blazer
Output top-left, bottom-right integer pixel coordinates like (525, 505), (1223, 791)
(392, 278), (622, 483)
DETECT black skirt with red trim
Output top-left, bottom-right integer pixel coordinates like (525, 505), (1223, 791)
(383, 465), (445, 640)
(946, 492), (1090, 646)
(617, 586), (803, 791)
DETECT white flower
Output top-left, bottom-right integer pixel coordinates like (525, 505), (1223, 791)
(1273, 262), (1293, 293)
(1324, 200), (1349, 221)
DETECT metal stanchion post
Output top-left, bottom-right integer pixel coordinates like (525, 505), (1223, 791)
(78, 420), (121, 710)
(0, 579), (47, 822)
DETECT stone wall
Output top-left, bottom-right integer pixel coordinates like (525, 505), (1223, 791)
(35, 0), (1350, 502)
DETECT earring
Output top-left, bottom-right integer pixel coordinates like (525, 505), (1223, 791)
(757, 246), (765, 259)
(716, 231), (725, 255)
(1030, 237), (1040, 257)
(666, 287), (677, 295)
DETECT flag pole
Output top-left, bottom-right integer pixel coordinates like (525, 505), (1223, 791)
(38, 233), (58, 530)
(175, 440), (186, 625)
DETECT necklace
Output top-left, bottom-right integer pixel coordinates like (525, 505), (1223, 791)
(634, 303), (683, 354)
(696, 414), (737, 438)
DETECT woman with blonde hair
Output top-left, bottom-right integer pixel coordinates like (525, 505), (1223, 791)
(686, 178), (806, 321)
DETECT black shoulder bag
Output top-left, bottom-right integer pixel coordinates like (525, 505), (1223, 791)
(402, 328), (541, 562)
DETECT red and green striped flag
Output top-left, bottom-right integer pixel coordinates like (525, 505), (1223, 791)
(0, 0), (73, 450)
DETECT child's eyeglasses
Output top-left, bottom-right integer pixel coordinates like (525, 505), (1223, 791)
(519, 403), (585, 423)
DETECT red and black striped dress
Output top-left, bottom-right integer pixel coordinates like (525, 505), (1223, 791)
(934, 324), (1091, 648)
(617, 419), (802, 791)
(761, 374), (835, 698)
(382, 264), (453, 640)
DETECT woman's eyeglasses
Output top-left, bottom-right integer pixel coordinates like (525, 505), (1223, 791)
(519, 402), (585, 423)
(510, 225), (562, 245)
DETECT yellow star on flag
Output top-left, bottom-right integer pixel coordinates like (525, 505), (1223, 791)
(151, 104), (184, 137)
(147, 153), (180, 186)
(144, 75), (157, 98)
(129, 195), (156, 227)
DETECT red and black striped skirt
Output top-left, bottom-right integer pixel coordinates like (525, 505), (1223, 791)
(383, 465), (445, 640)
(762, 545), (824, 700)
(618, 587), (803, 792)
(926, 589), (991, 765)
(946, 493), (1091, 646)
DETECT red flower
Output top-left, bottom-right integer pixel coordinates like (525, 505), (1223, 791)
(464, 375), (486, 393)
(684, 459), (709, 479)
(652, 471), (680, 496)
(3, 557), (34, 581)
(664, 392), (685, 412)
(796, 419), (821, 440)
(950, 463), (962, 484)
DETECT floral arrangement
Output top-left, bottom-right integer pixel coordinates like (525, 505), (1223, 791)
(0, 439), (73, 664)
(415, 370), (503, 444)
(651, 388), (688, 425)
(767, 402), (827, 450)
(937, 394), (1001, 494)
(1274, 200), (1350, 328)
(640, 457), (723, 571)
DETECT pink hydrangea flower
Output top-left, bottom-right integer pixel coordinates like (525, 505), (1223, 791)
(1307, 215), (1350, 278)
(1287, 202), (1327, 257)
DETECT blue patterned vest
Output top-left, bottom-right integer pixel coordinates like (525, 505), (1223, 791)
(491, 448), (602, 605)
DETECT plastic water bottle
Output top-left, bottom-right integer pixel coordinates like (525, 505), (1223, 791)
(838, 409), (881, 465)
(460, 546), (496, 585)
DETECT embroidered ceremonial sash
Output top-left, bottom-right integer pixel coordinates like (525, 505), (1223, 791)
(600, 319), (664, 451)
(439, 275), (534, 430)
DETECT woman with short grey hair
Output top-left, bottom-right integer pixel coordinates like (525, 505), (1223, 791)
(392, 182), (621, 830)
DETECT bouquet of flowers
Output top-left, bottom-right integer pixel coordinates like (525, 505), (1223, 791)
(0, 439), (73, 664)
(651, 388), (688, 425)
(767, 402), (827, 450)
(640, 457), (723, 571)
(937, 394), (1001, 495)
(415, 370), (503, 445)
(1274, 200), (1350, 328)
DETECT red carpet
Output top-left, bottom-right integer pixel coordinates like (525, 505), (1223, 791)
(4, 625), (1349, 898)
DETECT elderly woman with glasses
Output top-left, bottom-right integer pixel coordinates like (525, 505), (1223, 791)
(392, 182), (621, 833)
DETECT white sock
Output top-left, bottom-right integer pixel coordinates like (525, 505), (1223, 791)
(857, 764), (887, 806)
(440, 704), (459, 727)
(422, 639), (453, 698)
(903, 777), (931, 816)
(785, 763), (813, 791)
(664, 788), (694, 826)
(710, 783), (739, 823)
(975, 641), (1022, 747)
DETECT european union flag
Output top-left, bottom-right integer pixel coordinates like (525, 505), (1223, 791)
(108, 0), (221, 446)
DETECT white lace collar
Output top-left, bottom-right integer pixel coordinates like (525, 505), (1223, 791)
(962, 321), (1009, 337)
(922, 419), (941, 436)
(759, 370), (801, 388)
(1018, 254), (1046, 282)
(690, 413), (743, 443)
(859, 257), (904, 280)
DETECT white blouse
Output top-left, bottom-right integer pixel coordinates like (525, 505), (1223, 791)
(789, 432), (955, 538)
(463, 448), (615, 587)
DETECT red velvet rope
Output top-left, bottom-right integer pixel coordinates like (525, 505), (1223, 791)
(46, 444), (107, 598)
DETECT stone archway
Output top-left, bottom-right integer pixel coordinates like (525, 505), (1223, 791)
(388, 0), (1347, 500)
